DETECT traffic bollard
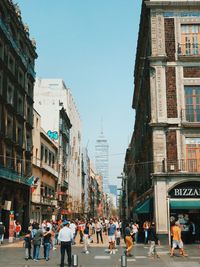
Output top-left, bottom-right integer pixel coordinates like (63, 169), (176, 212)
(72, 254), (78, 267)
(121, 255), (127, 267)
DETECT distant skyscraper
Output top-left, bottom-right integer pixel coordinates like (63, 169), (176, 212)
(95, 131), (109, 193)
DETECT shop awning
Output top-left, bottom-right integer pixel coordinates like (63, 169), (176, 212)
(135, 198), (153, 214)
(170, 199), (200, 210)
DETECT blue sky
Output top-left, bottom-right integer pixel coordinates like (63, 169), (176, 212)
(16, 0), (141, 186)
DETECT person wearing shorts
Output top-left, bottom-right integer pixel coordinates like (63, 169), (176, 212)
(107, 219), (116, 254)
(170, 221), (188, 257)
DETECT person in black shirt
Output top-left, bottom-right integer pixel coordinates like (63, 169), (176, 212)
(24, 230), (32, 260)
(148, 222), (160, 258)
(43, 227), (52, 261)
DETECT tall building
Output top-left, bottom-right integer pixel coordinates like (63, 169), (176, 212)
(124, 0), (200, 242)
(95, 131), (109, 193)
(34, 78), (82, 217)
(0, 0), (37, 237)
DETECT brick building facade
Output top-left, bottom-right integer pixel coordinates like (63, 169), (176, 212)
(124, 0), (200, 242)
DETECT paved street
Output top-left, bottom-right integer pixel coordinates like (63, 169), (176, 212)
(1, 240), (200, 267)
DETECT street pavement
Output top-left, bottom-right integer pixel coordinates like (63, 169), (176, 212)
(1, 238), (200, 267)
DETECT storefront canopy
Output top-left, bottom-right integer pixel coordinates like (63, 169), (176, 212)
(135, 198), (153, 214)
(170, 199), (200, 210)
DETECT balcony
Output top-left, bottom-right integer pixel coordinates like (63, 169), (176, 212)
(0, 165), (31, 185)
(154, 159), (200, 173)
(61, 125), (70, 140)
(61, 179), (68, 190)
(0, 19), (36, 78)
(40, 161), (58, 178)
(181, 108), (200, 126)
(178, 43), (200, 61)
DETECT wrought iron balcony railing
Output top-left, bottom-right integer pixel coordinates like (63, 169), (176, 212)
(0, 165), (31, 185)
(181, 108), (200, 123)
(178, 43), (200, 56)
(154, 159), (200, 173)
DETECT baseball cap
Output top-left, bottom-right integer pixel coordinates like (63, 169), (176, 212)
(62, 220), (69, 226)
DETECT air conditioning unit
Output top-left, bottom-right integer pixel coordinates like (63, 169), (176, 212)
(170, 165), (175, 171)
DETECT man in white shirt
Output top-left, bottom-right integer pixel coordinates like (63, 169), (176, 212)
(70, 220), (77, 245)
(58, 221), (73, 267)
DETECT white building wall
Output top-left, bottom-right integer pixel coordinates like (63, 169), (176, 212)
(34, 78), (82, 208)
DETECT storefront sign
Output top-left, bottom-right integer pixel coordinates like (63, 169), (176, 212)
(169, 181), (200, 198)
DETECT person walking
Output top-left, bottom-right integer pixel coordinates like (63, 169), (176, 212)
(95, 219), (103, 244)
(83, 222), (90, 254)
(148, 222), (160, 259)
(116, 228), (121, 246)
(108, 218), (117, 254)
(124, 223), (134, 257)
(143, 220), (150, 244)
(58, 220), (73, 267)
(43, 227), (52, 261)
(170, 221), (188, 257)
(0, 222), (5, 245)
(132, 222), (139, 244)
(24, 230), (32, 260)
(15, 221), (21, 240)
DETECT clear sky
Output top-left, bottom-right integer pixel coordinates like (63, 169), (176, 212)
(16, 0), (142, 187)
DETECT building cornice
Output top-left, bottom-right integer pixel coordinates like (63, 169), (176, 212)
(145, 1), (200, 9)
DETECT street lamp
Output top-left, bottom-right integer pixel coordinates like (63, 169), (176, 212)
(117, 173), (128, 221)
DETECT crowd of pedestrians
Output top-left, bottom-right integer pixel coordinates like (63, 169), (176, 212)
(0, 216), (193, 266)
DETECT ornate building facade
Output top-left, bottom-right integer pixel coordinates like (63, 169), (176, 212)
(0, 0), (37, 236)
(125, 0), (200, 242)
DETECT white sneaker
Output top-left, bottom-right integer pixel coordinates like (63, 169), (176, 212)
(113, 250), (116, 255)
(110, 250), (113, 254)
(85, 250), (89, 254)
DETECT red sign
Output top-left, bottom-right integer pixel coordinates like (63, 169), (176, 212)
(9, 214), (15, 239)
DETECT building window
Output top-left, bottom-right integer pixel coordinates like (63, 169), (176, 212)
(18, 68), (24, 87)
(6, 148), (13, 169)
(0, 71), (3, 95)
(8, 53), (15, 74)
(185, 86), (200, 122)
(186, 138), (200, 172)
(7, 115), (13, 139)
(45, 148), (48, 163)
(0, 40), (4, 60)
(17, 95), (23, 116)
(180, 24), (200, 55)
(41, 145), (44, 161)
(7, 82), (14, 105)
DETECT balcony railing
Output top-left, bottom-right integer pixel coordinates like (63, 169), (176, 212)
(40, 161), (58, 178)
(0, 165), (31, 185)
(178, 43), (200, 57)
(154, 159), (200, 173)
(181, 108), (200, 123)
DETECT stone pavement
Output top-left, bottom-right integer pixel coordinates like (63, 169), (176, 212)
(1, 237), (200, 267)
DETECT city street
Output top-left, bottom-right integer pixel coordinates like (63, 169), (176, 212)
(1, 240), (200, 267)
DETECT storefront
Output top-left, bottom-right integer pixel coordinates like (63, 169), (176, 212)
(153, 174), (200, 244)
(168, 181), (200, 244)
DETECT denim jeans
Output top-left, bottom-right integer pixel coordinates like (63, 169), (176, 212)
(44, 243), (51, 260)
(33, 245), (40, 260)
